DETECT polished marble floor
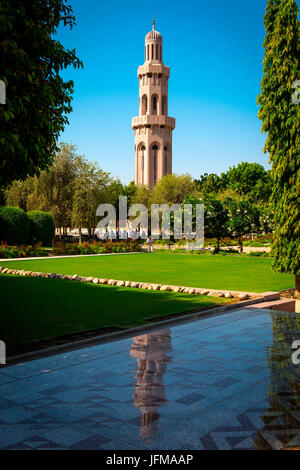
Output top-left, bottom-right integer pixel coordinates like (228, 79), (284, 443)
(1, 307), (300, 450)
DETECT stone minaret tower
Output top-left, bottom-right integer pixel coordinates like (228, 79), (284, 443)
(132, 19), (175, 189)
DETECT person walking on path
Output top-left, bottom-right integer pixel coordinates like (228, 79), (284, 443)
(146, 235), (153, 253)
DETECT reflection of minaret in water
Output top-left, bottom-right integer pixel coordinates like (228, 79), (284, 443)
(130, 329), (172, 443)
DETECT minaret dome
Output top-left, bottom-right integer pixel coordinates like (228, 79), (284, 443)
(145, 19), (163, 63)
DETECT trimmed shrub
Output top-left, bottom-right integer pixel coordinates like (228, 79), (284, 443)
(0, 206), (30, 245)
(27, 211), (54, 246)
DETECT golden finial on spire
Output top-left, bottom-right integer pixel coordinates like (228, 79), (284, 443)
(153, 11), (155, 30)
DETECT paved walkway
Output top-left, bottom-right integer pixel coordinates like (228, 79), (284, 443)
(0, 252), (143, 262)
(0, 307), (299, 450)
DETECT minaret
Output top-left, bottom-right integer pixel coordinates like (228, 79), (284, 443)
(132, 19), (175, 190)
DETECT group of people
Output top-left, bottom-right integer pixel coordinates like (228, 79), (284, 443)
(95, 228), (154, 252)
(95, 228), (147, 241)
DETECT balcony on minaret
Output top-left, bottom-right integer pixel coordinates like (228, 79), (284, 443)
(137, 64), (170, 78)
(132, 115), (175, 130)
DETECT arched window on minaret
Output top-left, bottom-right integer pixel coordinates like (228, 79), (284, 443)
(160, 45), (162, 61)
(164, 146), (168, 174)
(153, 145), (158, 184)
(147, 45), (149, 60)
(138, 144), (146, 185)
(162, 96), (167, 115)
(151, 44), (154, 60)
(151, 94), (158, 115)
(156, 44), (158, 60)
(142, 95), (147, 115)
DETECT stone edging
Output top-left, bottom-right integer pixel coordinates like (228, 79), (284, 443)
(0, 265), (254, 300)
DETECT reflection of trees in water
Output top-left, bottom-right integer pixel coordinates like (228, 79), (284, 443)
(130, 329), (172, 443)
(255, 312), (300, 450)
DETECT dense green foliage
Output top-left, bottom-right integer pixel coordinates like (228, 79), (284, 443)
(0, 0), (82, 187)
(1, 252), (293, 292)
(28, 210), (54, 246)
(4, 143), (274, 245)
(257, 0), (300, 277)
(5, 143), (112, 233)
(195, 162), (272, 202)
(0, 206), (30, 244)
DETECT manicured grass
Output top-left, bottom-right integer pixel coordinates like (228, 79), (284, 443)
(1, 252), (293, 292)
(0, 274), (230, 351)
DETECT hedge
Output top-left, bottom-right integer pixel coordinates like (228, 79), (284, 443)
(27, 211), (54, 246)
(0, 206), (30, 245)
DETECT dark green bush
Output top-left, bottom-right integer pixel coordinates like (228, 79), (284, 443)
(0, 206), (30, 245)
(27, 211), (54, 246)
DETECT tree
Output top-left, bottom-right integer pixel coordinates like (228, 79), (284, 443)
(27, 143), (79, 232)
(122, 181), (137, 207)
(183, 194), (202, 227)
(195, 173), (224, 194)
(4, 178), (35, 211)
(225, 198), (254, 253)
(259, 205), (274, 235)
(196, 164), (272, 202)
(151, 174), (198, 205)
(0, 0), (83, 187)
(225, 162), (271, 201)
(4, 143), (114, 236)
(72, 159), (111, 237)
(257, 0), (300, 293)
(204, 195), (229, 250)
(131, 185), (152, 208)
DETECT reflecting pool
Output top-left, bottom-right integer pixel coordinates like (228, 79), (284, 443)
(0, 307), (300, 449)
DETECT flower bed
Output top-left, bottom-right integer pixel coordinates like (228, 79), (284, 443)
(0, 242), (47, 259)
(52, 240), (142, 256)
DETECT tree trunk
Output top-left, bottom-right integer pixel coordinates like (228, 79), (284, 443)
(296, 274), (300, 298)
(238, 237), (243, 254)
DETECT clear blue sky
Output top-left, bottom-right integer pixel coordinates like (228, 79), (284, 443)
(56, 0), (270, 183)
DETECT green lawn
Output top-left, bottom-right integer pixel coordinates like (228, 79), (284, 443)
(0, 274), (230, 351)
(1, 252), (293, 292)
